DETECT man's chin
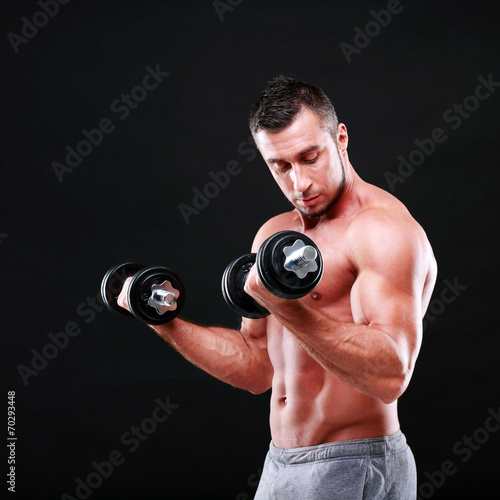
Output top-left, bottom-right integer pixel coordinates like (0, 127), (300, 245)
(296, 204), (331, 219)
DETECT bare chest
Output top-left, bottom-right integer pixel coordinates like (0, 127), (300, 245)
(267, 221), (358, 366)
(300, 222), (356, 319)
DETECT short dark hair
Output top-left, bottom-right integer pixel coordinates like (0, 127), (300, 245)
(249, 75), (338, 139)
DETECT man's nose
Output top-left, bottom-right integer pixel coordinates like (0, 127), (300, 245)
(291, 165), (311, 193)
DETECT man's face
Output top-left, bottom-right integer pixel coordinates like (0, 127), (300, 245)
(255, 108), (346, 219)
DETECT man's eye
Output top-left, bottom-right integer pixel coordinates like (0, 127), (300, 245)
(304, 155), (318, 164)
(276, 163), (291, 171)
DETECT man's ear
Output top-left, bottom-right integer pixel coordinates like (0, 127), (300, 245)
(337, 123), (348, 153)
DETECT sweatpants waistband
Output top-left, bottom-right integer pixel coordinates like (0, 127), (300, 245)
(269, 430), (407, 465)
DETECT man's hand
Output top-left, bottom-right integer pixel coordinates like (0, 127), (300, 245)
(226, 230), (322, 318)
(116, 277), (133, 312)
(244, 264), (288, 313)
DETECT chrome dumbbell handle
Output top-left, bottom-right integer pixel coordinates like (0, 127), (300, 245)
(150, 289), (176, 307)
(283, 239), (319, 279)
(148, 280), (179, 315)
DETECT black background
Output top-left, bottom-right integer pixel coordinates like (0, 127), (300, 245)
(2, 1), (500, 499)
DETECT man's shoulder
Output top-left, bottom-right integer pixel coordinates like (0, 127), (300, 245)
(251, 211), (298, 251)
(348, 184), (433, 269)
(351, 182), (420, 235)
(346, 183), (437, 301)
(348, 188), (435, 282)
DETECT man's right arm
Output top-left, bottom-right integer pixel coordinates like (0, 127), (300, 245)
(115, 220), (287, 395)
(117, 281), (272, 394)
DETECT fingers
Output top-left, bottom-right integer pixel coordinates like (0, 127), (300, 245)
(244, 265), (269, 308)
(243, 265), (258, 297)
(117, 276), (133, 312)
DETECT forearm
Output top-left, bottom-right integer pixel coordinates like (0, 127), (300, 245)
(270, 301), (411, 403)
(149, 318), (272, 394)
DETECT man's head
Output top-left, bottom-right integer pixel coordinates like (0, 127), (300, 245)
(250, 76), (347, 219)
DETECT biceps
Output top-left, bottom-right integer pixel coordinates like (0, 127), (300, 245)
(350, 272), (423, 370)
(350, 271), (421, 333)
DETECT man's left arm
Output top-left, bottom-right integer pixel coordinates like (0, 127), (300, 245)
(245, 214), (436, 404)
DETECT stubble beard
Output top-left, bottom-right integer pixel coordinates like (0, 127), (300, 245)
(296, 149), (347, 219)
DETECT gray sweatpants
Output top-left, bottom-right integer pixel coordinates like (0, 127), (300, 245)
(254, 430), (416, 500)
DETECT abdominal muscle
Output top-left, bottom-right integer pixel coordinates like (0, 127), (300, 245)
(267, 317), (400, 449)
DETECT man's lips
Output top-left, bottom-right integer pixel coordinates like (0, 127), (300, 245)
(297, 194), (320, 206)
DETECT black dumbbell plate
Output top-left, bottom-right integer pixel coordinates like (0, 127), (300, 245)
(127, 266), (185, 325)
(101, 262), (145, 317)
(221, 254), (270, 319)
(257, 231), (323, 299)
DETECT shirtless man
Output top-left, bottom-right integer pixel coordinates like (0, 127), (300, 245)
(118, 76), (437, 499)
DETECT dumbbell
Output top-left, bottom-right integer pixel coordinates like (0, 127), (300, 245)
(222, 231), (323, 319)
(101, 262), (185, 325)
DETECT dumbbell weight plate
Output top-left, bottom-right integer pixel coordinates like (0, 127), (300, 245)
(257, 231), (323, 299)
(101, 262), (146, 317)
(127, 266), (185, 325)
(221, 254), (270, 319)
